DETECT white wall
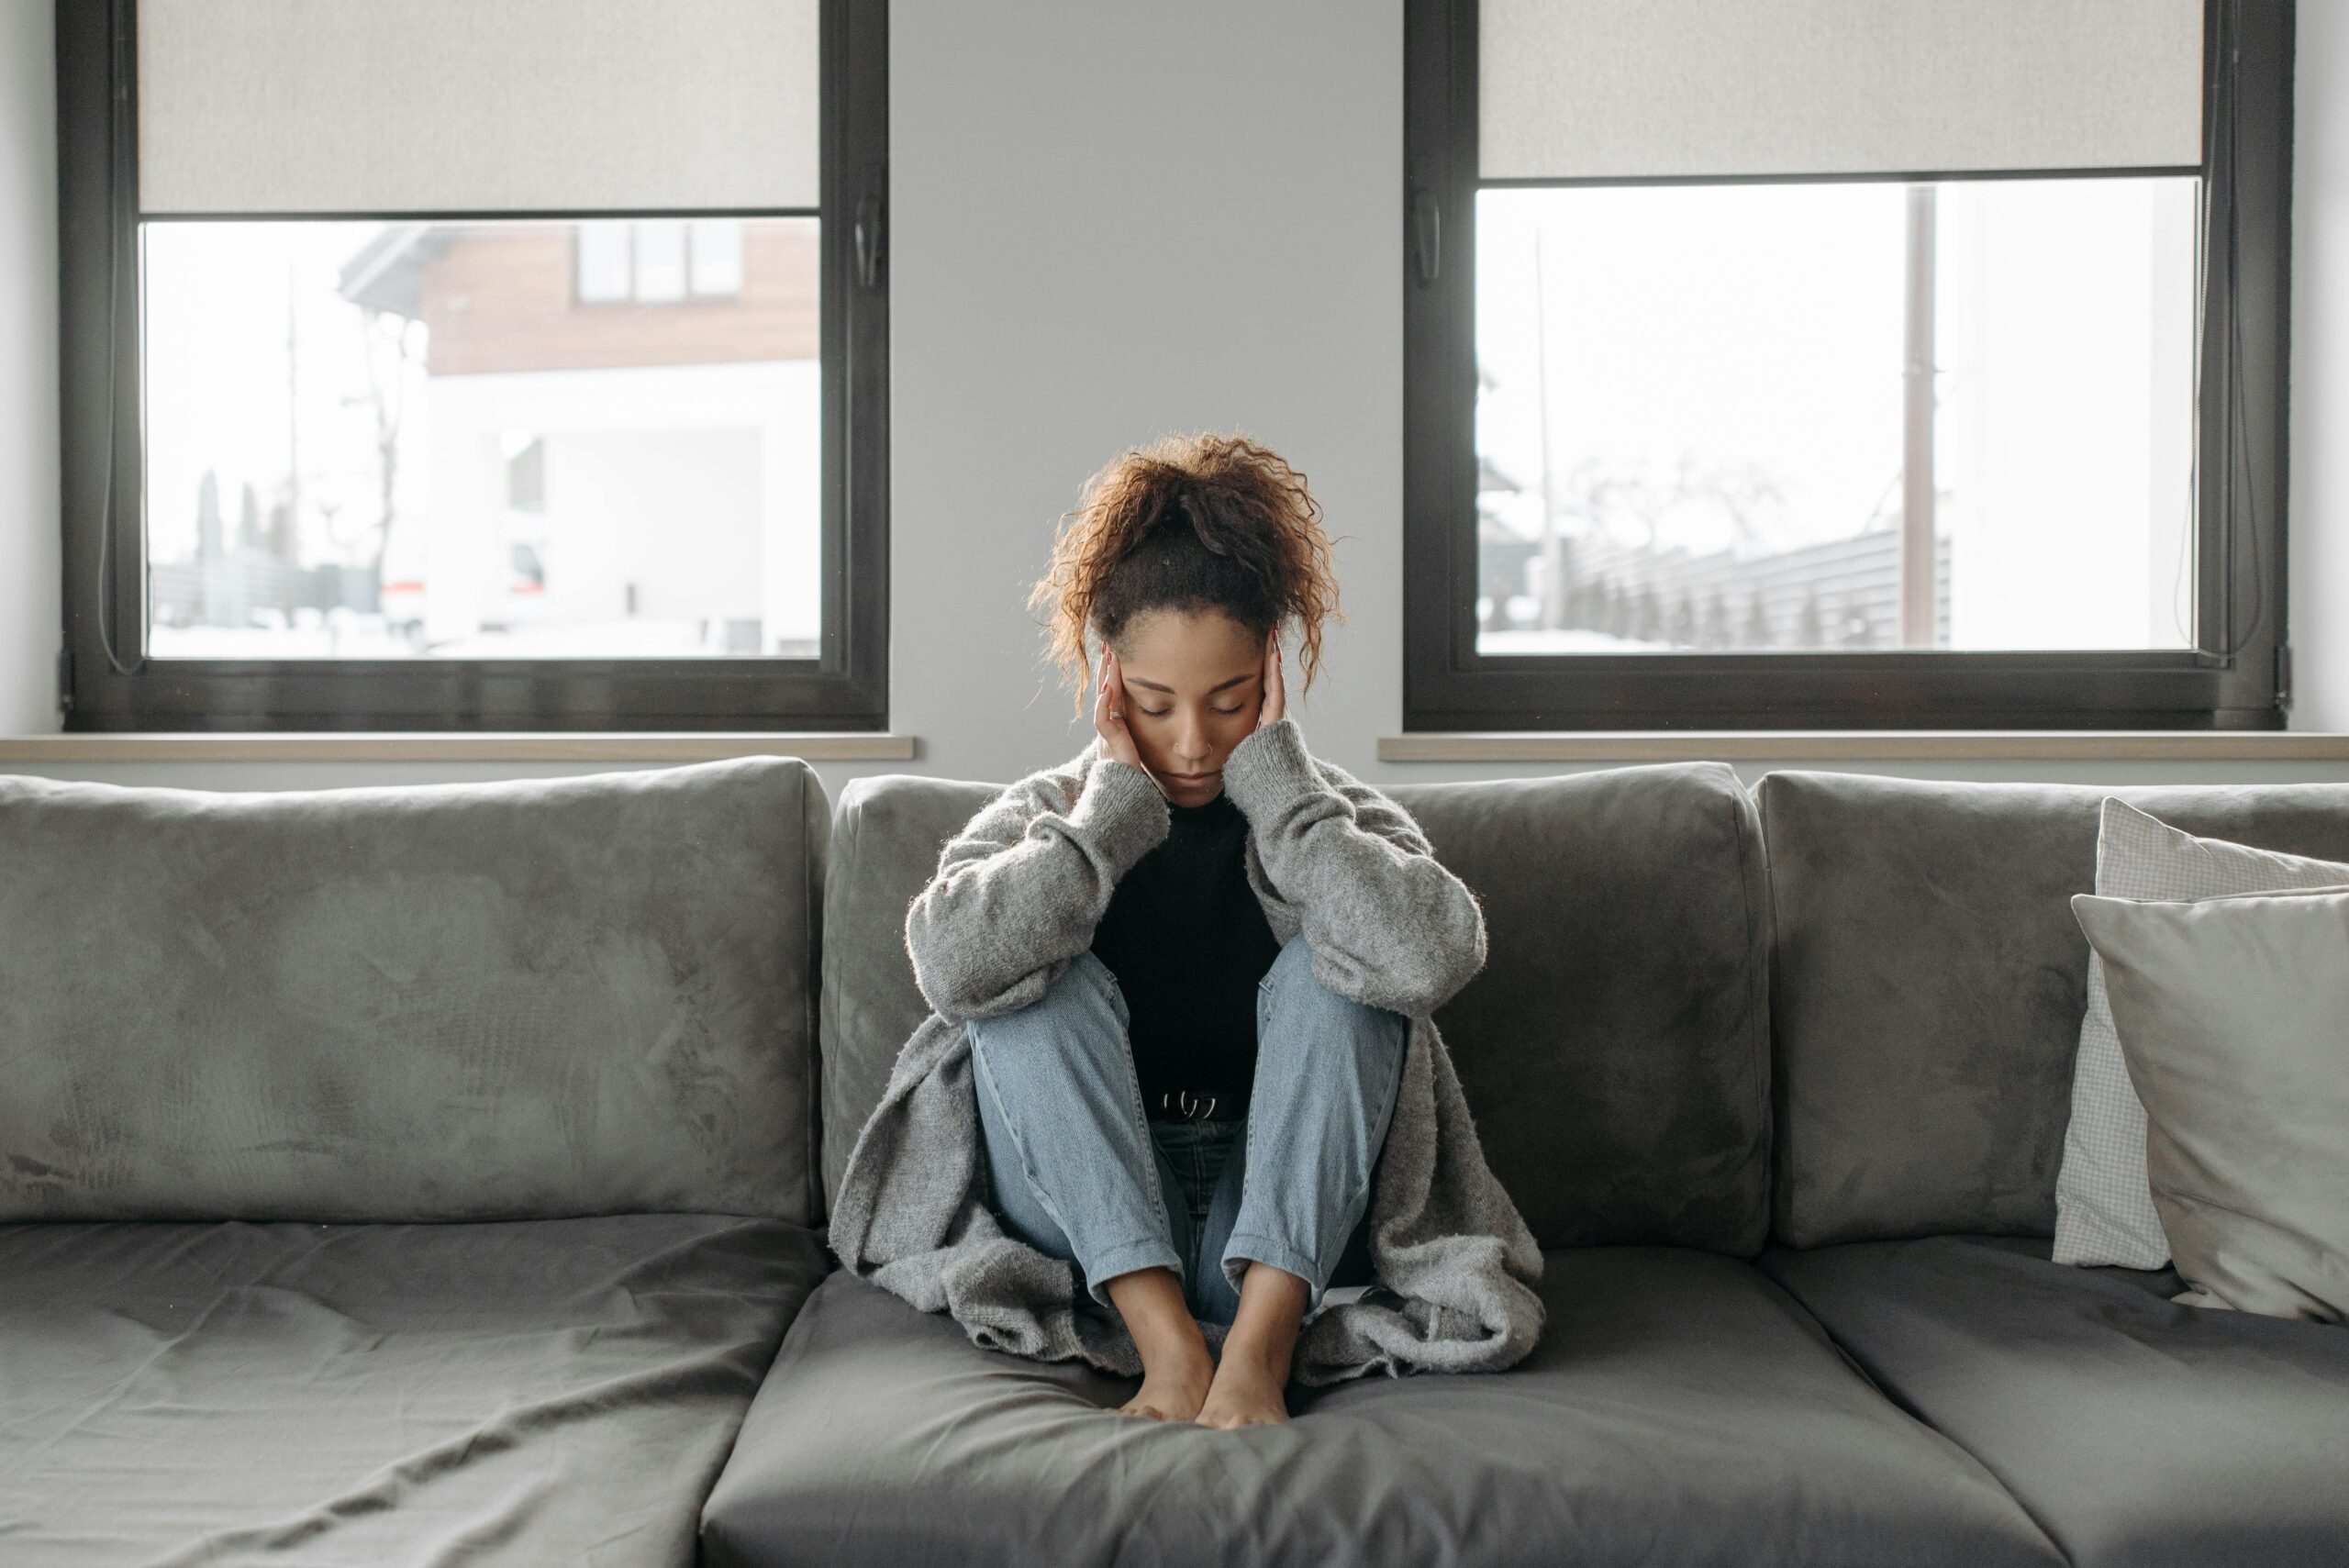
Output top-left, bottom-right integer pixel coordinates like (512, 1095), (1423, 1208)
(1, 0), (58, 734)
(2293, 0), (2349, 730)
(889, 0), (1403, 784)
(417, 361), (819, 651)
(3, 0), (2348, 798)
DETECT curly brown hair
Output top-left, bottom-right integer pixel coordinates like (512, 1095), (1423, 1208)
(1030, 431), (1345, 721)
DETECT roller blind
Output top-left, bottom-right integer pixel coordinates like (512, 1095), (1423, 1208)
(1480, 0), (2206, 183)
(137, 0), (820, 216)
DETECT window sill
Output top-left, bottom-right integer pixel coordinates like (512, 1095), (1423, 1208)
(0, 733), (918, 763)
(1379, 731), (2349, 763)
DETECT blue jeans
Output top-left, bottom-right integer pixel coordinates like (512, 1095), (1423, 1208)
(968, 932), (1408, 1327)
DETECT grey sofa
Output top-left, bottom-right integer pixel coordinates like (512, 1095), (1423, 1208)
(5, 759), (2345, 1566)
(0, 760), (836, 1565)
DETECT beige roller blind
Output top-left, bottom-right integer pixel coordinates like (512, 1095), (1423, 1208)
(1481, 0), (2205, 182)
(138, 0), (820, 215)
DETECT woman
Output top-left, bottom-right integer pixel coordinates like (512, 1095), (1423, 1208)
(827, 432), (1545, 1429)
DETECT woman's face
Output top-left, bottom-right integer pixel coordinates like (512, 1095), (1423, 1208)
(1109, 607), (1265, 806)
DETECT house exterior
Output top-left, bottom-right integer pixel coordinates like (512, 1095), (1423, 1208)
(339, 217), (822, 658)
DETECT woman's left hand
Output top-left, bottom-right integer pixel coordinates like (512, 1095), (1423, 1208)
(1255, 629), (1286, 731)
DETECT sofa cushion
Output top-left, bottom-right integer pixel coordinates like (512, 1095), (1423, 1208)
(701, 1247), (2062, 1568)
(1386, 765), (1773, 1251)
(0, 1213), (830, 1567)
(818, 772), (996, 1227)
(820, 762), (1772, 1252)
(0, 758), (829, 1223)
(1756, 1234), (2349, 1568)
(2055, 801), (2349, 1269)
(2073, 885), (2349, 1321)
(1757, 771), (2349, 1247)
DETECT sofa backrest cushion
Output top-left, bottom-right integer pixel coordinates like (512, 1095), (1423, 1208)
(818, 773), (996, 1229)
(820, 761), (1772, 1254)
(0, 758), (827, 1224)
(1758, 770), (2349, 1249)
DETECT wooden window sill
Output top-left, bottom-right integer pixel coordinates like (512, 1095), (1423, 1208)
(0, 733), (918, 763)
(1379, 732), (2349, 763)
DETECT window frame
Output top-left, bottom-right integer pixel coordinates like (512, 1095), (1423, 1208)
(1401, 0), (2293, 731)
(55, 0), (889, 732)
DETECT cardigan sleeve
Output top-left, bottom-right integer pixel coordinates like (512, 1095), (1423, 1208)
(1219, 717), (1487, 1018)
(903, 753), (1171, 1023)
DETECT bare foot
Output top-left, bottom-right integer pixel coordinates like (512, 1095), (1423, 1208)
(1104, 1265), (1216, 1421)
(1114, 1340), (1216, 1421)
(1195, 1339), (1291, 1428)
(1195, 1259), (1307, 1429)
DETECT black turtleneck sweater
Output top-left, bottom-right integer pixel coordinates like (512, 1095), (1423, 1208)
(1088, 788), (1282, 1120)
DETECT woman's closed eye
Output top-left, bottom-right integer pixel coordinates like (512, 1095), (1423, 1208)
(1141, 706), (1244, 717)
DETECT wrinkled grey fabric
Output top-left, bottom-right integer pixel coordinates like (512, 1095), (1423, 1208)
(819, 759), (1774, 1252)
(0, 760), (829, 1224)
(0, 1214), (829, 1566)
(1758, 1233), (2349, 1568)
(1758, 771), (2349, 1248)
(701, 1250), (2065, 1568)
(826, 719), (1548, 1386)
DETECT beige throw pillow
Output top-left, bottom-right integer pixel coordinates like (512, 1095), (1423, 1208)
(2070, 884), (2349, 1323)
(2053, 801), (2349, 1269)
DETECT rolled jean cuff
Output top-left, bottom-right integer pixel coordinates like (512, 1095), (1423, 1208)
(1080, 1237), (1186, 1310)
(1221, 1229), (1331, 1311)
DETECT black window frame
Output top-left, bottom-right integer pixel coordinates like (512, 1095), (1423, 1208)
(1402, 0), (2293, 731)
(55, 0), (890, 732)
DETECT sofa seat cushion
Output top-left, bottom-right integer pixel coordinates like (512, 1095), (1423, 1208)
(1757, 1234), (2349, 1568)
(0, 1215), (829, 1567)
(701, 1247), (2063, 1568)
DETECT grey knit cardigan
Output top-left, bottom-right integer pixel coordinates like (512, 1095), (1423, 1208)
(825, 716), (1547, 1385)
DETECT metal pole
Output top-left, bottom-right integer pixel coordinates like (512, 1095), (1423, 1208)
(1533, 225), (1564, 629)
(1900, 184), (1938, 648)
(287, 260), (301, 554)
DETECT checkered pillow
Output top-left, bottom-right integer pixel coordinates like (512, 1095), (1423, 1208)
(2053, 800), (2349, 1268)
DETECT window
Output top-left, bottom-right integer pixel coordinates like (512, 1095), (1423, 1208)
(1404, 0), (2292, 729)
(577, 222), (635, 304)
(58, 0), (889, 729)
(574, 218), (748, 304)
(688, 219), (748, 299)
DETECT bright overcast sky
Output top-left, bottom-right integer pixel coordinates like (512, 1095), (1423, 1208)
(142, 220), (417, 562)
(1475, 183), (1908, 557)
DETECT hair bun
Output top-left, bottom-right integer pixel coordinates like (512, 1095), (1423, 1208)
(1029, 431), (1343, 724)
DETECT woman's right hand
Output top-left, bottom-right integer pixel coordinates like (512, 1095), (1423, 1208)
(1092, 646), (1144, 772)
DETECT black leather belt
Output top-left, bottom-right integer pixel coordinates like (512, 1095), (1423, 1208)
(1152, 1087), (1246, 1122)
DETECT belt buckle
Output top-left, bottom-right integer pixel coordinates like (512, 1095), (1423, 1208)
(1164, 1088), (1219, 1121)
